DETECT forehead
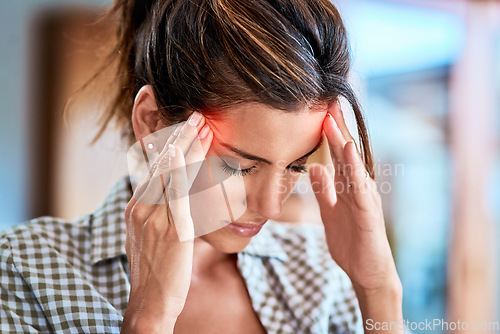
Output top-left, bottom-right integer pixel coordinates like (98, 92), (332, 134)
(205, 103), (327, 162)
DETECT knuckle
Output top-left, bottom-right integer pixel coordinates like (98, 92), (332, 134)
(142, 218), (161, 235)
(124, 202), (133, 219)
(133, 182), (148, 198)
(176, 129), (190, 141)
(152, 157), (168, 174)
(142, 209), (173, 238)
(129, 204), (148, 223)
(153, 164), (169, 179)
(157, 154), (170, 167)
(149, 161), (159, 174)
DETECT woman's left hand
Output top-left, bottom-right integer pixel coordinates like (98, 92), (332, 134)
(308, 103), (403, 323)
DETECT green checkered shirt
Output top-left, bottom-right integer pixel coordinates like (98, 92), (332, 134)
(0, 177), (363, 333)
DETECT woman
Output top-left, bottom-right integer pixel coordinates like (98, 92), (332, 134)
(0, 0), (406, 333)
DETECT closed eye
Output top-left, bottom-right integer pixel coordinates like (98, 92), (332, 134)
(219, 161), (256, 177)
(287, 164), (308, 174)
(219, 158), (308, 177)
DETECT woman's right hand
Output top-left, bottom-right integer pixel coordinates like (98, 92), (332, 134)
(121, 112), (213, 333)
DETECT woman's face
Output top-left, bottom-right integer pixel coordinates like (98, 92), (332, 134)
(200, 103), (327, 253)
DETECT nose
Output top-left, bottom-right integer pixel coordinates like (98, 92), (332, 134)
(245, 171), (284, 220)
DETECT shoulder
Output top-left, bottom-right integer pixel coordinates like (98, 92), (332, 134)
(0, 215), (91, 265)
(0, 215), (95, 294)
(0, 176), (131, 267)
(0, 215), (94, 333)
(0, 177), (131, 333)
(1, 214), (89, 239)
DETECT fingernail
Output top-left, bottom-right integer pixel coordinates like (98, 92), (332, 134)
(169, 144), (176, 158)
(188, 112), (202, 126)
(199, 124), (210, 139)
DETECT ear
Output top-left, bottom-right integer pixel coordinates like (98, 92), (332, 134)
(131, 85), (162, 142)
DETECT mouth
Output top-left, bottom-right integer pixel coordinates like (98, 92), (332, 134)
(224, 220), (267, 238)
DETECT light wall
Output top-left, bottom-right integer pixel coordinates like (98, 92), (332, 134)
(0, 0), (112, 228)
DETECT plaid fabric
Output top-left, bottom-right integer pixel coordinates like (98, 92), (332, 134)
(0, 177), (363, 333)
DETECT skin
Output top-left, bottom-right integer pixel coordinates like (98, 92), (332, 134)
(121, 86), (404, 333)
(193, 101), (326, 253)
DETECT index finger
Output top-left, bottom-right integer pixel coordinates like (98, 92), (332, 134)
(129, 113), (210, 205)
(323, 113), (347, 167)
(330, 100), (355, 143)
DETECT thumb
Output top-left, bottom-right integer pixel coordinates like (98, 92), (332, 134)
(308, 163), (336, 210)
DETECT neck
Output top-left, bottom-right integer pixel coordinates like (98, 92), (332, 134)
(191, 238), (236, 278)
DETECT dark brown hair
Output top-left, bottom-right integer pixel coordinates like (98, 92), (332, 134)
(92, 0), (374, 176)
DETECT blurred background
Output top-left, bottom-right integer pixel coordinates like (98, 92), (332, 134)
(0, 0), (498, 332)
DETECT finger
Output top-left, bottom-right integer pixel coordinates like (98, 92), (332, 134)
(124, 195), (157, 257)
(148, 114), (201, 178)
(308, 163), (337, 209)
(151, 122), (213, 196)
(149, 112), (206, 190)
(132, 142), (170, 201)
(167, 144), (195, 242)
(132, 123), (176, 203)
(138, 112), (207, 204)
(184, 123), (213, 188)
(166, 122), (182, 146)
(331, 100), (355, 142)
(324, 113), (349, 179)
(136, 142), (173, 205)
(141, 200), (177, 243)
(129, 121), (183, 204)
(344, 140), (374, 211)
(147, 122), (181, 159)
(128, 174), (160, 224)
(148, 111), (204, 178)
(172, 111), (205, 156)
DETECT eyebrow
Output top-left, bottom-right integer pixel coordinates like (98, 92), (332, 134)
(218, 136), (324, 165)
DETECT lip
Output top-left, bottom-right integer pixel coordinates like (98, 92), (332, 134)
(224, 220), (267, 238)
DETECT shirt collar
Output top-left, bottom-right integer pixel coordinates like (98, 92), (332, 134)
(241, 221), (288, 262)
(89, 176), (288, 264)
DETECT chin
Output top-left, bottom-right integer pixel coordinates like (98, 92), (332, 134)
(199, 226), (255, 254)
